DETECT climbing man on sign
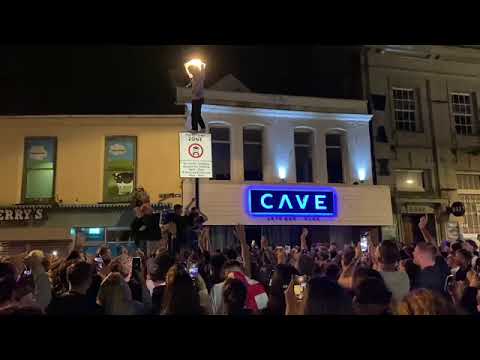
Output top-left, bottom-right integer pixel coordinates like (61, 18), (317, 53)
(184, 59), (207, 133)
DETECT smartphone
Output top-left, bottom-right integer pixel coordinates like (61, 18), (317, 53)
(360, 235), (368, 253)
(94, 257), (104, 271)
(293, 275), (308, 301)
(189, 265), (199, 279)
(285, 245), (291, 254)
(445, 274), (455, 293)
(132, 257), (142, 273)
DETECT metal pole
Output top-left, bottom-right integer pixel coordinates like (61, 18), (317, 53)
(195, 178), (199, 209)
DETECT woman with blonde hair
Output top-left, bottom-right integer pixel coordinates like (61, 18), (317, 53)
(97, 272), (151, 315)
(396, 289), (459, 315)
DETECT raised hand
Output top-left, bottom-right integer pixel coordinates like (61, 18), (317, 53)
(418, 215), (428, 229)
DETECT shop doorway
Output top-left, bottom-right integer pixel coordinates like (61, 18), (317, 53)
(401, 214), (436, 245)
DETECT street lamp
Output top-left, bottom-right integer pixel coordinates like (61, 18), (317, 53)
(184, 58), (206, 79)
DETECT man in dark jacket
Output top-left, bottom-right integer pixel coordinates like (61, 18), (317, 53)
(46, 261), (102, 315)
(413, 242), (449, 296)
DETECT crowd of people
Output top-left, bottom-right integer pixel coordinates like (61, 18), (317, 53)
(1, 189), (480, 316)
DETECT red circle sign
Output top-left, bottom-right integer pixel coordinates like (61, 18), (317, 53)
(188, 143), (204, 158)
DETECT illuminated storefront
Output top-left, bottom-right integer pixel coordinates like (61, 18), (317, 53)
(177, 84), (393, 248)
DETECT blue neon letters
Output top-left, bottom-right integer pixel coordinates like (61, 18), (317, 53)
(248, 187), (336, 217)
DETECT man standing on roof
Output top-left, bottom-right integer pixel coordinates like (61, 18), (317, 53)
(184, 59), (207, 133)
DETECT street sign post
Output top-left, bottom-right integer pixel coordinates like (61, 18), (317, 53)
(179, 132), (212, 178)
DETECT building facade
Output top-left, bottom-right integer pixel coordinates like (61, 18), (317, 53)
(362, 45), (480, 245)
(176, 84), (393, 249)
(0, 115), (184, 256)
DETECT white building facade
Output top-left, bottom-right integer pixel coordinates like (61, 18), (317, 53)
(363, 45), (480, 245)
(176, 83), (392, 248)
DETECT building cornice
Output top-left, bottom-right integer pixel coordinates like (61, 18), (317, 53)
(187, 103), (372, 122)
(176, 87), (368, 115)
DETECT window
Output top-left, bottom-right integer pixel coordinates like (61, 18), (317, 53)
(295, 130), (314, 182)
(104, 136), (137, 203)
(326, 134), (344, 183)
(457, 173), (480, 234)
(243, 128), (263, 181)
(452, 93), (475, 136)
(395, 170), (429, 192)
(392, 87), (417, 132)
(22, 137), (57, 202)
(211, 127), (231, 180)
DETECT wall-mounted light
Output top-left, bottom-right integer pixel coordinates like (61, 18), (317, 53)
(52, 250), (58, 257)
(406, 179), (414, 184)
(357, 168), (367, 182)
(278, 166), (287, 181)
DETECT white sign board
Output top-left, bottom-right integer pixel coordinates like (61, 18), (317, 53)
(179, 132), (212, 178)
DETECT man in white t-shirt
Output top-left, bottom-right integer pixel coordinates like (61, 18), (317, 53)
(375, 241), (410, 303)
(184, 60), (206, 132)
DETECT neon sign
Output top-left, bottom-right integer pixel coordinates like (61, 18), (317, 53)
(246, 186), (337, 217)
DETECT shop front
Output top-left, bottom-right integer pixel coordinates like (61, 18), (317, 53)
(183, 182), (393, 249)
(0, 203), (171, 257)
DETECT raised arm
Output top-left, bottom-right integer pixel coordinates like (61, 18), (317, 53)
(185, 198), (195, 214)
(418, 215), (435, 243)
(234, 224), (251, 278)
(300, 227), (309, 251)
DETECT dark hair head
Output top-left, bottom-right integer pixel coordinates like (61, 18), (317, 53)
(465, 239), (478, 250)
(456, 248), (472, 263)
(98, 246), (110, 257)
(0, 262), (16, 304)
(298, 254), (315, 276)
(223, 260), (243, 274)
(66, 250), (82, 262)
(211, 254), (227, 269)
(325, 263), (341, 282)
(225, 248), (238, 261)
(304, 277), (352, 315)
(173, 204), (182, 212)
(342, 246), (356, 266)
(352, 267), (383, 291)
(451, 242), (463, 253)
(150, 253), (175, 282)
(223, 278), (248, 315)
(354, 277), (392, 306)
(67, 261), (93, 287)
(163, 264), (202, 315)
(268, 264), (299, 315)
(379, 240), (400, 265)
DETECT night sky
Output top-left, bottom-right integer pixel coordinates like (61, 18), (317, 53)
(0, 45), (363, 115)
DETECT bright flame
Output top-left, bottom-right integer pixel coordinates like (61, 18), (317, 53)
(278, 166), (287, 180)
(184, 58), (206, 78)
(406, 179), (414, 184)
(357, 168), (366, 181)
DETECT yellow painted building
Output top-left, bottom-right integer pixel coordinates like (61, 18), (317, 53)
(0, 115), (185, 256)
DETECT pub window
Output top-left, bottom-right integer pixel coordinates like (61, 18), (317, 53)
(211, 127), (231, 180)
(295, 129), (314, 182)
(104, 136), (137, 203)
(243, 127), (263, 181)
(326, 133), (344, 184)
(395, 169), (430, 192)
(22, 137), (57, 203)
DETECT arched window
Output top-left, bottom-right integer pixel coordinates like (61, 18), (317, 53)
(210, 126), (231, 180)
(243, 126), (263, 181)
(294, 129), (314, 182)
(326, 132), (345, 184)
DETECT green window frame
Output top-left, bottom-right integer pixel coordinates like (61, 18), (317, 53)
(103, 136), (137, 203)
(22, 137), (57, 203)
